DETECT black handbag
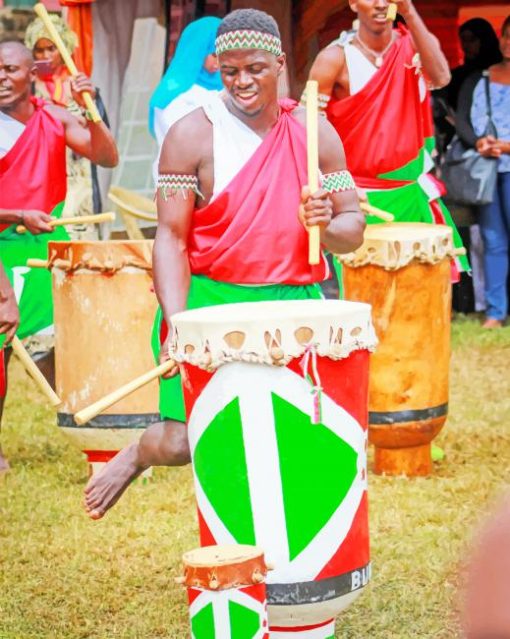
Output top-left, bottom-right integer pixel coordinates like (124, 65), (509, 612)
(442, 73), (498, 206)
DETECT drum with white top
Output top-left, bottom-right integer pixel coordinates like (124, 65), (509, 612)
(338, 223), (455, 477)
(170, 299), (377, 636)
(49, 240), (159, 476)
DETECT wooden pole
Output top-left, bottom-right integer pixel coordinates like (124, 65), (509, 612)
(11, 336), (62, 408)
(306, 80), (321, 266)
(16, 212), (115, 234)
(74, 360), (177, 426)
(360, 202), (395, 222)
(33, 3), (102, 123)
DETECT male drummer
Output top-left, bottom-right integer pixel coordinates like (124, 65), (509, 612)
(306, 0), (467, 271)
(84, 8), (366, 519)
(0, 41), (118, 470)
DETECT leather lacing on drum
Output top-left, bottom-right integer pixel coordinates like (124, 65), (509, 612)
(170, 322), (377, 372)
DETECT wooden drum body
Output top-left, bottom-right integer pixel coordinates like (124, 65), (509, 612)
(49, 241), (159, 475)
(171, 300), (377, 635)
(339, 223), (455, 477)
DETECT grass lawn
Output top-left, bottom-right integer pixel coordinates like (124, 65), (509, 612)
(1, 316), (510, 638)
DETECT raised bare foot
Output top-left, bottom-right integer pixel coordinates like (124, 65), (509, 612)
(483, 318), (504, 329)
(84, 443), (145, 520)
(0, 449), (10, 474)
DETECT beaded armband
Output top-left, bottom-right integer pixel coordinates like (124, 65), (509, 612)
(300, 91), (331, 111)
(321, 170), (356, 193)
(157, 174), (204, 201)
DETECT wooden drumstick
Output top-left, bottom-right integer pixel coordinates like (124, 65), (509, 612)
(360, 202), (395, 222)
(305, 80), (321, 266)
(16, 212), (115, 234)
(33, 3), (102, 123)
(387, 2), (398, 21)
(11, 336), (62, 408)
(74, 359), (177, 426)
(26, 259), (49, 269)
(454, 247), (467, 256)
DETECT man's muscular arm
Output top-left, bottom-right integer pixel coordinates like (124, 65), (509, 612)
(316, 116), (365, 254)
(395, 0), (450, 88)
(307, 46), (346, 106)
(153, 110), (210, 375)
(46, 104), (119, 168)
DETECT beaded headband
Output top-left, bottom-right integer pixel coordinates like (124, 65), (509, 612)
(215, 29), (282, 56)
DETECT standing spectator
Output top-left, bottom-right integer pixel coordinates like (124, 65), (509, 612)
(456, 16), (510, 328)
(25, 14), (108, 239)
(149, 17), (223, 182)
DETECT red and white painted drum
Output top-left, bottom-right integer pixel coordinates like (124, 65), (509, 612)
(181, 545), (270, 639)
(49, 240), (159, 476)
(170, 300), (376, 634)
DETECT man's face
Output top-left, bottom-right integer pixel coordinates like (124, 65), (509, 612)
(349, 0), (393, 33)
(33, 37), (63, 74)
(0, 45), (35, 110)
(219, 49), (285, 118)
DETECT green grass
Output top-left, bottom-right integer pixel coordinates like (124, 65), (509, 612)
(1, 316), (510, 638)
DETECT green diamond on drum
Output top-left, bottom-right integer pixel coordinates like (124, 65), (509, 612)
(189, 364), (364, 578)
(190, 589), (267, 639)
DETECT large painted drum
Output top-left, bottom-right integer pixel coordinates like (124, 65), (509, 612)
(338, 223), (456, 477)
(170, 300), (377, 636)
(49, 240), (159, 475)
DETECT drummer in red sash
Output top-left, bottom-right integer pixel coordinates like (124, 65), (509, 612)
(84, 8), (366, 519)
(0, 40), (118, 471)
(306, 0), (468, 274)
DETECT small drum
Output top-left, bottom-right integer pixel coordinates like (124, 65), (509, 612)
(49, 240), (159, 475)
(171, 300), (376, 635)
(181, 545), (269, 639)
(338, 223), (455, 477)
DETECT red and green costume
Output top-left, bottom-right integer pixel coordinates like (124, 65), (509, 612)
(153, 100), (328, 421)
(326, 27), (468, 275)
(0, 97), (69, 352)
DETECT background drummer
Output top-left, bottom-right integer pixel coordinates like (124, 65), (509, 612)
(306, 0), (468, 273)
(84, 8), (366, 520)
(0, 41), (118, 471)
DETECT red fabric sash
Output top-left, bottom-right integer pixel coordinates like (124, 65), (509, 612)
(0, 97), (67, 232)
(326, 28), (429, 188)
(188, 100), (328, 285)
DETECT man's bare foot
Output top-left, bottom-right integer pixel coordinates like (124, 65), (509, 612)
(84, 443), (144, 520)
(0, 449), (10, 474)
(483, 318), (504, 329)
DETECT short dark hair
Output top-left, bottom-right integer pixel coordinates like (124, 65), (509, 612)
(0, 40), (34, 65)
(217, 9), (280, 40)
(502, 15), (510, 35)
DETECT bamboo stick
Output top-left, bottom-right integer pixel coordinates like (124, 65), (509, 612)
(74, 360), (177, 426)
(26, 259), (49, 269)
(305, 80), (321, 266)
(33, 3), (102, 123)
(360, 202), (395, 222)
(11, 336), (62, 408)
(16, 212), (115, 234)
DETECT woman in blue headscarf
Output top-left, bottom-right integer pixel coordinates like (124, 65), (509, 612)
(149, 16), (223, 145)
